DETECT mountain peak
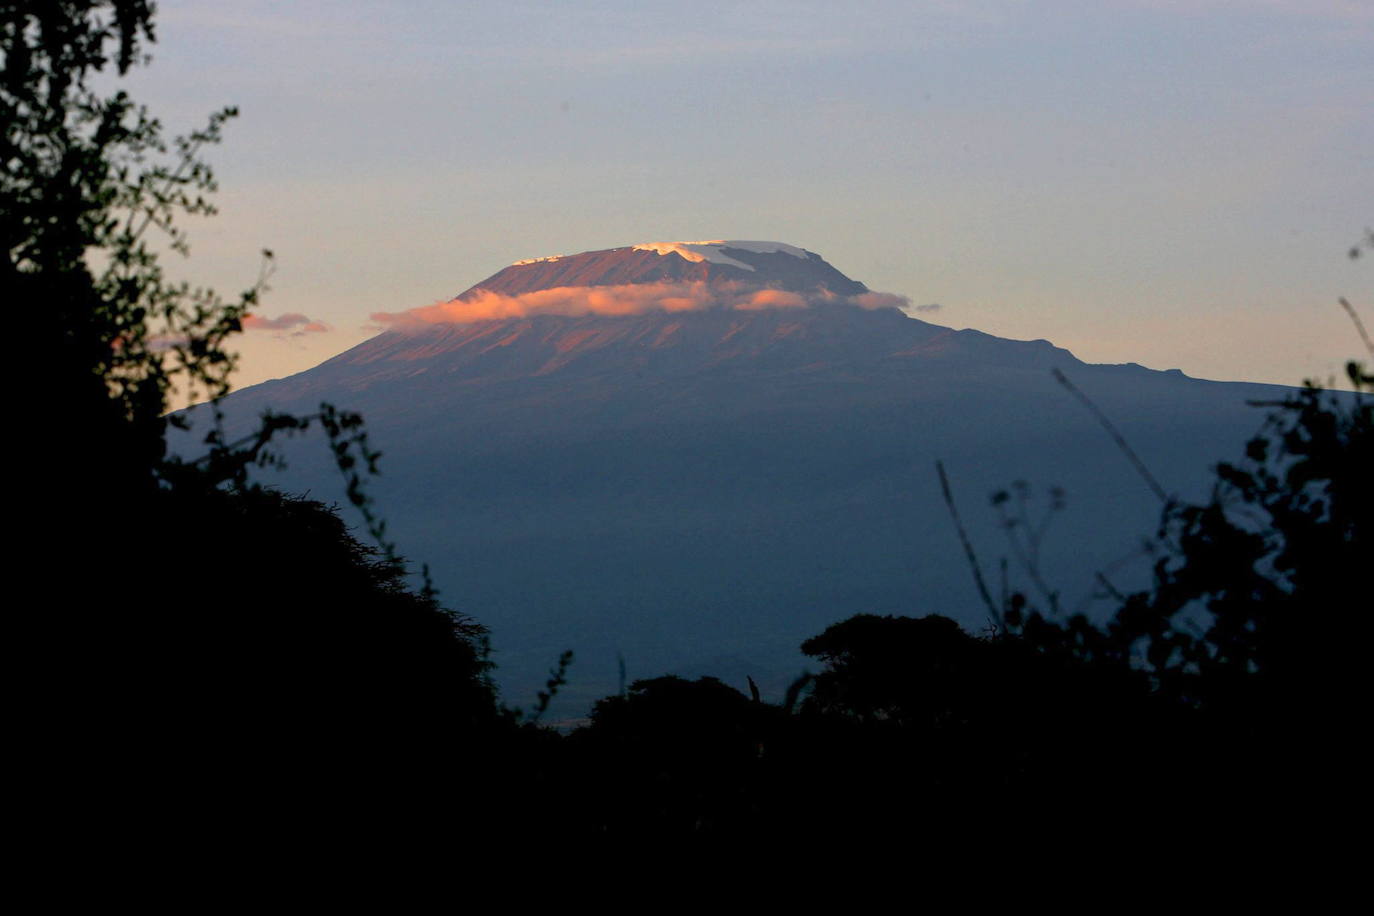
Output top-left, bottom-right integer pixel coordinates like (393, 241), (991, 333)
(511, 240), (816, 271)
(371, 241), (906, 329)
(453, 240), (869, 304)
(204, 240), (1290, 715)
(627, 240), (815, 272)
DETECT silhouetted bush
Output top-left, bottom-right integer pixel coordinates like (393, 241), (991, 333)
(996, 333), (1371, 835)
(561, 676), (778, 835)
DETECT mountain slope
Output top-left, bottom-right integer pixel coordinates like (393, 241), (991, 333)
(458, 240), (867, 297)
(195, 242), (1289, 715)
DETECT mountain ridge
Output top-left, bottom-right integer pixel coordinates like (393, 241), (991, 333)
(461, 240), (867, 299)
(195, 242), (1291, 715)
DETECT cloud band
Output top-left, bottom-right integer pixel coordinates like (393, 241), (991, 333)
(244, 313), (331, 335)
(371, 282), (911, 328)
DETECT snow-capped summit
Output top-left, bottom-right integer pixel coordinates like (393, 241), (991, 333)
(629, 240), (815, 271)
(471, 240), (867, 299)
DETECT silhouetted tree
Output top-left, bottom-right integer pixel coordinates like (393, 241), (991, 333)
(122, 486), (504, 820)
(1007, 363), (1370, 700)
(5, 1), (508, 849)
(800, 613), (978, 728)
(797, 613), (1162, 817)
(992, 246), (1372, 832)
(564, 676), (776, 835)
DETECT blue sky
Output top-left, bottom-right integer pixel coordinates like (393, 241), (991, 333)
(125, 0), (1372, 393)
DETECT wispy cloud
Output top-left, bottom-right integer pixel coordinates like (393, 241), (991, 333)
(243, 313), (332, 336)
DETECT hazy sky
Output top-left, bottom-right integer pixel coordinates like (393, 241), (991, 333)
(125, 0), (1372, 394)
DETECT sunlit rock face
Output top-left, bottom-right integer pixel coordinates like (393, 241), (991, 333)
(368, 241), (899, 328)
(480, 241), (867, 297)
(197, 242), (1291, 717)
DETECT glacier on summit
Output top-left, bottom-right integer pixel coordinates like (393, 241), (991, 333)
(630, 240), (816, 271)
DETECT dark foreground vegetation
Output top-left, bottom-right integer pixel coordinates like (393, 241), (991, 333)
(10, 2), (1369, 856)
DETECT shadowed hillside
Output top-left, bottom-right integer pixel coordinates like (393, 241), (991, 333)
(185, 275), (1294, 715)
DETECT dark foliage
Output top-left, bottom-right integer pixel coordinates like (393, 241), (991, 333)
(1003, 365), (1370, 767)
(101, 486), (507, 827)
(15, 2), (1366, 851)
(553, 616), (1175, 842)
(556, 290), (1369, 840)
(800, 613), (979, 727)
(563, 676), (779, 836)
(981, 318), (1372, 840)
(6, 2), (511, 851)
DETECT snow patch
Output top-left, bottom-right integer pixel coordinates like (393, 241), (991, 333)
(632, 240), (813, 272)
(512, 255), (564, 266)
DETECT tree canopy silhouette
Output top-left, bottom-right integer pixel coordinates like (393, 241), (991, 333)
(986, 253), (1372, 832)
(5, 1), (508, 845)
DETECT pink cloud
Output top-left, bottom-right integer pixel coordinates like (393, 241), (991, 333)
(852, 292), (912, 311)
(243, 313), (333, 336)
(371, 282), (910, 328)
(737, 289), (808, 310)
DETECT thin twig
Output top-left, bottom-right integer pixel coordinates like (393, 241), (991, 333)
(1066, 540), (1156, 615)
(936, 460), (1001, 627)
(1094, 571), (1127, 603)
(782, 672), (813, 715)
(994, 500), (1059, 613)
(1338, 297), (1374, 358)
(1052, 367), (1169, 504)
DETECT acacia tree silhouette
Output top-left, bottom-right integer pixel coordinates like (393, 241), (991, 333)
(5, 1), (508, 845)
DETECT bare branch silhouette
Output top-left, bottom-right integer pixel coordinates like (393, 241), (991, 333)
(1052, 367), (1169, 504)
(936, 460), (1001, 627)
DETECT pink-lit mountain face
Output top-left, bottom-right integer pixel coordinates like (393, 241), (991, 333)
(368, 240), (903, 328)
(278, 241), (1079, 440)
(455, 241), (868, 298)
(203, 241), (1292, 716)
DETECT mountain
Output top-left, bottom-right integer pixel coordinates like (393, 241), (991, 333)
(457, 240), (868, 297)
(194, 241), (1290, 716)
